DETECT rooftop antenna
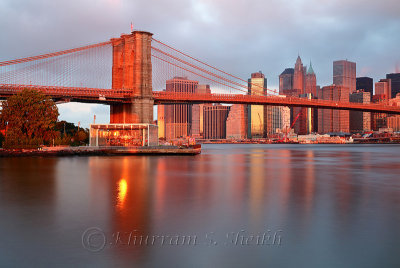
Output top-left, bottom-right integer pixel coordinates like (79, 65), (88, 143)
(131, 22), (134, 32)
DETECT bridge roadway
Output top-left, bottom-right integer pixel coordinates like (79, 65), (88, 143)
(1, 84), (400, 114)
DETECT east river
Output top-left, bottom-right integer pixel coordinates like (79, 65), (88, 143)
(0, 144), (399, 267)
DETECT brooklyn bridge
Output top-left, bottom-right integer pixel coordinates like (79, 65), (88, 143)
(1, 30), (400, 127)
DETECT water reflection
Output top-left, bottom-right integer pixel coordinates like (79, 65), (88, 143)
(0, 144), (399, 267)
(87, 156), (153, 265)
(117, 179), (127, 209)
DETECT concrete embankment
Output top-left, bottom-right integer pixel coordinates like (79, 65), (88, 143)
(0, 145), (201, 157)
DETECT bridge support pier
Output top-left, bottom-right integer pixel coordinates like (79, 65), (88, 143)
(110, 31), (154, 124)
(110, 98), (154, 124)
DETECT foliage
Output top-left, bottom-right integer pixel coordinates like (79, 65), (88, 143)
(0, 132), (4, 148)
(54, 121), (89, 146)
(0, 89), (59, 149)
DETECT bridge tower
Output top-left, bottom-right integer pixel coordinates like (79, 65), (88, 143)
(110, 31), (153, 124)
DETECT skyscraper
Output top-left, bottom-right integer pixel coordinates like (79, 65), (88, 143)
(333, 60), (356, 93)
(349, 91), (371, 133)
(226, 105), (248, 139)
(386, 73), (400, 98)
(318, 85), (350, 134)
(356, 77), (373, 99)
(192, 85), (211, 138)
(279, 68), (294, 95)
(247, 72), (267, 138)
(157, 104), (165, 139)
(264, 102), (290, 136)
(165, 77), (198, 140)
(293, 56), (305, 94)
(305, 61), (317, 96)
(371, 94), (388, 131)
(294, 93), (314, 135)
(387, 95), (400, 131)
(203, 105), (231, 139)
(375, 79), (391, 100)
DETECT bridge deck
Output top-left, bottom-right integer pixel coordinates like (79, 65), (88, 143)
(1, 84), (400, 114)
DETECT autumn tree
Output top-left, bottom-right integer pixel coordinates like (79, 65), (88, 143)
(54, 121), (89, 146)
(0, 132), (4, 148)
(0, 89), (59, 149)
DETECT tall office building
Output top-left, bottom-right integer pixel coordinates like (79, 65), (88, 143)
(294, 93), (314, 135)
(192, 85), (211, 138)
(279, 105), (291, 134)
(226, 105), (248, 139)
(305, 62), (317, 96)
(333, 60), (356, 93)
(279, 68), (294, 95)
(356, 77), (373, 99)
(293, 56), (305, 94)
(264, 103), (290, 136)
(165, 77), (198, 140)
(247, 72), (267, 138)
(157, 104), (165, 138)
(203, 105), (231, 139)
(387, 95), (400, 131)
(375, 79), (391, 100)
(318, 85), (350, 134)
(371, 94), (388, 131)
(386, 73), (400, 98)
(349, 91), (371, 133)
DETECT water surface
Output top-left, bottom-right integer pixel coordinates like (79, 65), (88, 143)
(0, 144), (399, 267)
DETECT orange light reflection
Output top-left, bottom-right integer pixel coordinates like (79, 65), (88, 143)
(117, 178), (128, 209)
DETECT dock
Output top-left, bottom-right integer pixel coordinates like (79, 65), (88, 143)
(0, 145), (201, 157)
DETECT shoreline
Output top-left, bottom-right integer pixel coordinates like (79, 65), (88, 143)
(0, 145), (201, 157)
(199, 141), (400, 145)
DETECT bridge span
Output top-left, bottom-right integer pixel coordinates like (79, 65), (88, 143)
(1, 84), (400, 115)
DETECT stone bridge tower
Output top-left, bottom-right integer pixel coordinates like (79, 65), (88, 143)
(110, 31), (153, 124)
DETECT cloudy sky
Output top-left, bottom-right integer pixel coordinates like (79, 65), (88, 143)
(1, 0), (399, 127)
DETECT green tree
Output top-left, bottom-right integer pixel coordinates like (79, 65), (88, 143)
(0, 89), (59, 149)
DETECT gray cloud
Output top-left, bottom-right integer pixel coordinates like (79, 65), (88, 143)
(1, 0), (399, 126)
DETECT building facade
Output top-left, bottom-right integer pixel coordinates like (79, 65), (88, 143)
(165, 77), (198, 140)
(387, 116), (400, 132)
(371, 95), (388, 131)
(279, 68), (294, 95)
(293, 56), (305, 94)
(265, 104), (290, 136)
(387, 93), (400, 131)
(203, 105), (231, 139)
(333, 60), (356, 93)
(226, 104), (248, 139)
(157, 104), (165, 138)
(294, 93), (314, 135)
(349, 91), (371, 133)
(318, 85), (350, 134)
(386, 73), (400, 99)
(192, 85), (212, 138)
(247, 72), (267, 138)
(356, 77), (373, 100)
(375, 79), (392, 100)
(305, 62), (317, 96)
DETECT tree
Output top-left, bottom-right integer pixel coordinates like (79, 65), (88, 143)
(54, 121), (89, 146)
(0, 89), (59, 149)
(0, 132), (4, 148)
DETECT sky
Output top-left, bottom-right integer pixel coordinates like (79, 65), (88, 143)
(1, 0), (399, 127)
